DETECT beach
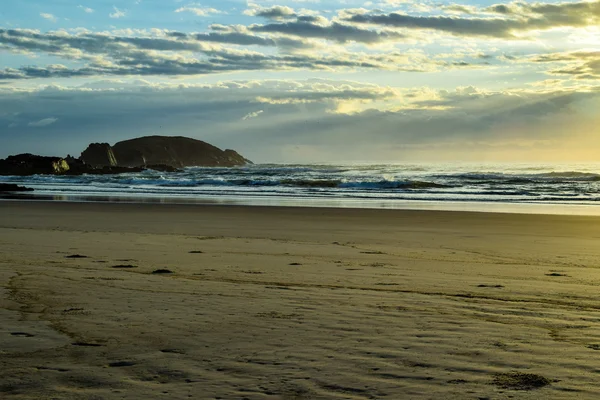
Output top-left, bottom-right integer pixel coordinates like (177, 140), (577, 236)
(2, 201), (600, 399)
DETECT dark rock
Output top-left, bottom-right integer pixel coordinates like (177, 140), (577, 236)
(223, 149), (252, 166)
(0, 136), (250, 177)
(0, 183), (34, 192)
(80, 143), (118, 167)
(0, 153), (70, 175)
(94, 136), (251, 168)
(0, 153), (146, 176)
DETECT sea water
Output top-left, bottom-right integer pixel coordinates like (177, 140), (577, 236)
(3, 162), (600, 215)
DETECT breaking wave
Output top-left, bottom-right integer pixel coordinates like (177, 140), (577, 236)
(2, 162), (600, 207)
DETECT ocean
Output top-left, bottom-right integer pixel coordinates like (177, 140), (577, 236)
(3, 163), (600, 215)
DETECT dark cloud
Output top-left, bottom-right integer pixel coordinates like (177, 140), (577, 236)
(345, 0), (600, 38)
(2, 27), (471, 80)
(441, 4), (476, 14)
(345, 13), (523, 38)
(485, 4), (513, 14)
(0, 48), (414, 80)
(522, 51), (600, 80)
(251, 5), (297, 21)
(0, 28), (311, 56)
(0, 68), (26, 80)
(249, 21), (405, 43)
(296, 16), (322, 23)
(1, 81), (597, 162)
(486, 0), (600, 20)
(0, 80), (396, 157)
(551, 61), (600, 80)
(169, 31), (312, 49)
(529, 51), (600, 63)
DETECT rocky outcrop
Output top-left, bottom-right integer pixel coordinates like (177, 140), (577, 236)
(82, 136), (251, 168)
(0, 153), (146, 176)
(0, 183), (34, 192)
(0, 136), (250, 176)
(0, 154), (70, 176)
(0, 155), (177, 176)
(223, 149), (251, 166)
(81, 143), (118, 167)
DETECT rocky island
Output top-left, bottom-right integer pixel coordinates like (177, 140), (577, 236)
(81, 136), (251, 168)
(0, 136), (251, 177)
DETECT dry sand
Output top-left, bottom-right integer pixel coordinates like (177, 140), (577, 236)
(2, 201), (600, 399)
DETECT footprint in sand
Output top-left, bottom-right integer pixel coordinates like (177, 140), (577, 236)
(65, 254), (89, 259)
(10, 332), (35, 337)
(152, 269), (174, 274)
(108, 361), (136, 367)
(492, 372), (551, 390)
(72, 342), (103, 347)
(160, 348), (185, 354)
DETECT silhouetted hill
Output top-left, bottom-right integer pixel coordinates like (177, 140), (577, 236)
(81, 136), (251, 168)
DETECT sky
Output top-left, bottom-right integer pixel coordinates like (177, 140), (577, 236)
(0, 0), (598, 163)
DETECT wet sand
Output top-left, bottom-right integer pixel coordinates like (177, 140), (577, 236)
(2, 201), (600, 399)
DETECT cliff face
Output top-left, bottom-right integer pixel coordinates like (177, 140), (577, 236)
(80, 136), (251, 168)
(81, 143), (118, 167)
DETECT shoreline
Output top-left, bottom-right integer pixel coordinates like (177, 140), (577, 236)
(4, 160), (600, 217)
(4, 197), (600, 223)
(3, 193), (600, 216)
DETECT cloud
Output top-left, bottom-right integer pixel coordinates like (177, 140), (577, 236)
(0, 48), (463, 79)
(0, 79), (402, 156)
(441, 4), (477, 15)
(1, 80), (598, 162)
(254, 83), (398, 104)
(242, 110), (263, 120)
(344, 0), (600, 38)
(0, 29), (473, 80)
(78, 5), (94, 13)
(28, 117), (58, 127)
(175, 7), (224, 17)
(244, 5), (297, 20)
(0, 52), (388, 79)
(527, 51), (600, 80)
(0, 27), (314, 57)
(109, 7), (126, 19)
(249, 21), (406, 43)
(40, 13), (58, 22)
